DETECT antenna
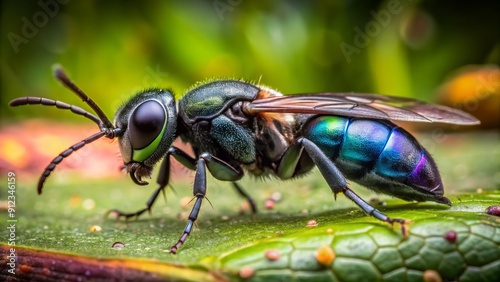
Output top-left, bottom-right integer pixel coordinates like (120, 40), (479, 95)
(52, 65), (115, 129)
(9, 65), (122, 194)
(37, 131), (107, 194)
(9, 97), (101, 125)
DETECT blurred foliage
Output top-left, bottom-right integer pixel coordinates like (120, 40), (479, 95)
(1, 0), (498, 123)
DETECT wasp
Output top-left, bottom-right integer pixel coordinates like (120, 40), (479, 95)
(9, 66), (479, 253)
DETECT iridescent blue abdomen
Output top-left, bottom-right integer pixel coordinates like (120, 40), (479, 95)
(302, 116), (444, 202)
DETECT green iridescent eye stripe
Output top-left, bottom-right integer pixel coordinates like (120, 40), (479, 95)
(132, 107), (168, 162)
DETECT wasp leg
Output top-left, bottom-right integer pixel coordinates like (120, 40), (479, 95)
(170, 152), (244, 254)
(169, 148), (254, 213)
(300, 138), (407, 231)
(276, 142), (304, 179)
(233, 182), (257, 214)
(200, 153), (244, 181)
(300, 138), (346, 193)
(198, 153), (253, 212)
(342, 187), (405, 225)
(108, 146), (196, 220)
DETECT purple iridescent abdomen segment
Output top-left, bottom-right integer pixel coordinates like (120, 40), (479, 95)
(302, 116), (443, 194)
(373, 127), (421, 179)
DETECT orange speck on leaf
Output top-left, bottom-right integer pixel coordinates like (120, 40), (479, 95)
(265, 249), (280, 261)
(239, 267), (254, 278)
(316, 245), (335, 266)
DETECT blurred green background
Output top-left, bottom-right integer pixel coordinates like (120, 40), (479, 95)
(0, 2), (499, 277)
(1, 0), (498, 122)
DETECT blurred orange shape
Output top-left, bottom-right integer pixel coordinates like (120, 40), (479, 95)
(438, 65), (500, 129)
(0, 137), (29, 168)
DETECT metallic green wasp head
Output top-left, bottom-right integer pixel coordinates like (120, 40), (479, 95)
(8, 66), (180, 192)
(114, 89), (177, 185)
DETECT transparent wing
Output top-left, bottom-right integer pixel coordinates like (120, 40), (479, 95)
(246, 92), (480, 125)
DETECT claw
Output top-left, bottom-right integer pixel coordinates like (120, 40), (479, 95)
(106, 209), (121, 218)
(106, 208), (149, 220)
(387, 218), (411, 238)
(399, 219), (411, 238)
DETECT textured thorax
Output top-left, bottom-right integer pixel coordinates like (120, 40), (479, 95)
(178, 80), (259, 125)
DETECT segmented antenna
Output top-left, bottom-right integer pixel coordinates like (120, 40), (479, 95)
(9, 97), (101, 125)
(37, 131), (107, 194)
(52, 65), (114, 129)
(8, 66), (121, 194)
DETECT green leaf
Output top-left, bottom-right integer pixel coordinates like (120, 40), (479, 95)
(1, 133), (499, 281)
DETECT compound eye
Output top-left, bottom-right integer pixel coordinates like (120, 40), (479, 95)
(129, 100), (166, 150)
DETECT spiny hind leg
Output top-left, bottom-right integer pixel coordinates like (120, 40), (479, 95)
(300, 138), (409, 235)
(342, 187), (409, 235)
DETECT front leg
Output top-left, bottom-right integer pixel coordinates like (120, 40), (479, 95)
(108, 146), (196, 219)
(170, 152), (244, 254)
